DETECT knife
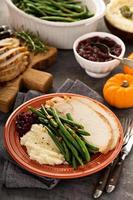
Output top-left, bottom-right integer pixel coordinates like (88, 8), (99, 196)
(93, 120), (133, 198)
(106, 130), (133, 193)
(0, 25), (9, 32)
(0, 30), (13, 40)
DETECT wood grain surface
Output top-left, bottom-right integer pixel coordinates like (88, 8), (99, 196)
(0, 47), (57, 112)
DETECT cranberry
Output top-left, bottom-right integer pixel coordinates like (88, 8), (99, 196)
(101, 37), (116, 47)
(88, 56), (95, 61)
(93, 47), (99, 53)
(90, 36), (100, 43)
(16, 112), (38, 136)
(77, 36), (122, 62)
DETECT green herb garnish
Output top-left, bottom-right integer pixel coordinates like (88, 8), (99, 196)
(120, 5), (133, 19)
(15, 30), (48, 53)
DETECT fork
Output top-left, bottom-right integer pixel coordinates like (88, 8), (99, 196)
(93, 117), (133, 198)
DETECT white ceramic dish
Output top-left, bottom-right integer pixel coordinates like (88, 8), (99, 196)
(73, 32), (126, 78)
(5, 0), (105, 49)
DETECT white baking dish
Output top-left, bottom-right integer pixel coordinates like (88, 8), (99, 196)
(6, 0), (105, 49)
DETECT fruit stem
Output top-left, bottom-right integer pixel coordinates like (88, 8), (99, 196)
(121, 80), (129, 87)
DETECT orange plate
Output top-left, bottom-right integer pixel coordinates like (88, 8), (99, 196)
(4, 93), (123, 179)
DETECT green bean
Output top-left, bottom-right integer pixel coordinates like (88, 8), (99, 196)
(47, 124), (56, 133)
(49, 0), (73, 14)
(41, 16), (76, 22)
(42, 5), (89, 19)
(72, 156), (78, 169)
(61, 116), (84, 128)
(65, 125), (90, 162)
(86, 143), (99, 152)
(37, 5), (63, 16)
(62, 141), (71, 163)
(45, 126), (65, 156)
(41, 105), (58, 128)
(29, 106), (45, 118)
(40, 110), (56, 133)
(46, 107), (84, 129)
(26, 3), (46, 16)
(37, 4), (62, 12)
(14, 0), (94, 22)
(50, 107), (82, 153)
(61, 3), (83, 12)
(88, 148), (99, 154)
(29, 106), (58, 128)
(58, 130), (84, 166)
(85, 12), (94, 18)
(65, 113), (90, 136)
(38, 117), (49, 124)
(83, 139), (99, 152)
(66, 113), (73, 121)
(77, 129), (90, 136)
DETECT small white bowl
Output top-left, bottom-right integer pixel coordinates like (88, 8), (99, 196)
(73, 32), (126, 78)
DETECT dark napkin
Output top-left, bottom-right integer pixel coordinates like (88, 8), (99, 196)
(0, 79), (104, 189)
(0, 91), (59, 189)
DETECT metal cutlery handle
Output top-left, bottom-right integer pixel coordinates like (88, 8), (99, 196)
(93, 117), (133, 198)
(93, 164), (112, 199)
(106, 157), (124, 193)
(0, 30), (13, 40)
(109, 53), (123, 61)
(109, 54), (133, 68)
(122, 58), (133, 68)
(91, 42), (133, 68)
(93, 156), (119, 198)
(0, 25), (9, 32)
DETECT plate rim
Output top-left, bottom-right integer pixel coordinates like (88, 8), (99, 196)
(4, 93), (123, 179)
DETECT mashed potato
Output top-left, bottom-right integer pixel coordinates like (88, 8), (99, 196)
(106, 0), (133, 32)
(20, 124), (65, 165)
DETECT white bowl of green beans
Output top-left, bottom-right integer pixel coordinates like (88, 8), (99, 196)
(6, 0), (105, 49)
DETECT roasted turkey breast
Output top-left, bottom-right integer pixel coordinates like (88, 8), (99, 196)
(0, 38), (30, 82)
(46, 96), (120, 154)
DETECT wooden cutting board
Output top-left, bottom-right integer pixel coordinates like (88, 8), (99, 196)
(0, 46), (57, 113)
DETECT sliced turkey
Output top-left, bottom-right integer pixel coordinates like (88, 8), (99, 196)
(46, 96), (120, 154)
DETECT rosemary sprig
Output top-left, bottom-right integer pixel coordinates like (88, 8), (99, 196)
(15, 30), (48, 53)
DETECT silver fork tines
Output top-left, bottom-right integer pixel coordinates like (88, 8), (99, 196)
(122, 117), (133, 148)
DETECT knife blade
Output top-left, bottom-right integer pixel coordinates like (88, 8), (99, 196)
(106, 132), (133, 193)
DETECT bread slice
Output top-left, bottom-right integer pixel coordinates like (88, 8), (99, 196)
(47, 96), (115, 154)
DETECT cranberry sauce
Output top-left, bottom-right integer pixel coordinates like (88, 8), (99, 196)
(77, 36), (122, 62)
(16, 112), (38, 136)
